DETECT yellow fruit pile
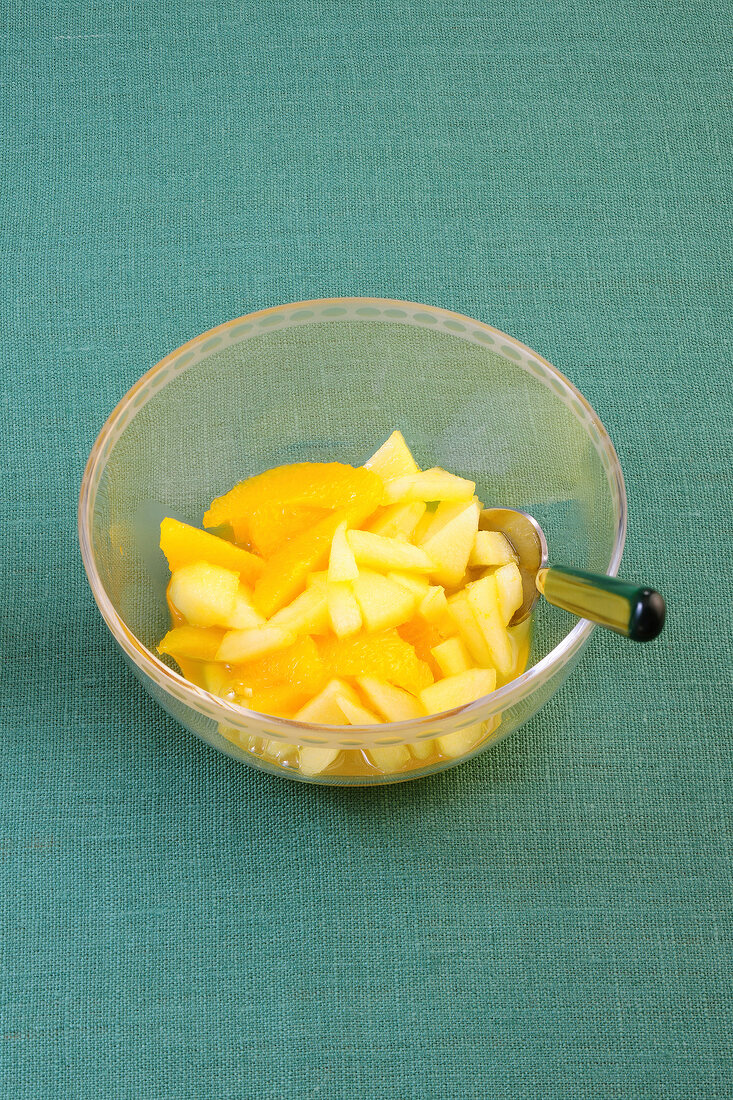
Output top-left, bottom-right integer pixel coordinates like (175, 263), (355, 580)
(157, 432), (529, 745)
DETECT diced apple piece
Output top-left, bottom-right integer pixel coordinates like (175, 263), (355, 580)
(294, 678), (360, 724)
(447, 592), (496, 667)
(418, 500), (472, 542)
(420, 500), (480, 587)
(367, 501), (426, 539)
(158, 625), (227, 662)
(215, 624), (297, 663)
(409, 739), (436, 761)
(356, 676), (424, 721)
(436, 723), (485, 759)
(347, 529), (433, 572)
(382, 468), (475, 505)
(469, 530), (518, 568)
(352, 571), (417, 632)
(493, 561), (524, 625)
(327, 582), (363, 638)
(412, 507), (438, 545)
(223, 584), (265, 629)
(364, 430), (420, 482)
(168, 561), (240, 627)
(418, 585), (453, 631)
(465, 575), (514, 677)
(263, 739), (297, 765)
(269, 587), (329, 635)
(367, 744), (412, 771)
(335, 695), (381, 724)
(420, 668), (497, 715)
(328, 520), (359, 582)
(507, 616), (532, 671)
(387, 572), (431, 601)
(298, 746), (341, 776)
(431, 636), (472, 677)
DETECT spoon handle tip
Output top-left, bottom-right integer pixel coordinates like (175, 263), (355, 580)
(538, 566), (666, 641)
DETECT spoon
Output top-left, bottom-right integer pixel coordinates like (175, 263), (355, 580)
(480, 508), (666, 642)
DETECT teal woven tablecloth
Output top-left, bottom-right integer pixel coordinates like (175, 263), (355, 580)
(2, 1), (731, 1096)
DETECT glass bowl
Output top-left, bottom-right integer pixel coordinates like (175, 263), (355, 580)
(78, 297), (626, 785)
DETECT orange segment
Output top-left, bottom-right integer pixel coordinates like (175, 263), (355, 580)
(160, 518), (264, 584)
(158, 626), (226, 662)
(397, 617), (448, 679)
(247, 503), (329, 558)
(227, 637), (326, 719)
(229, 517), (252, 549)
(237, 684), (309, 719)
(253, 492), (383, 617)
(204, 462), (383, 529)
(318, 629), (434, 693)
(231, 636), (326, 694)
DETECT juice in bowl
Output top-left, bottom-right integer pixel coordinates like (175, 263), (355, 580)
(155, 432), (533, 780)
(78, 298), (628, 785)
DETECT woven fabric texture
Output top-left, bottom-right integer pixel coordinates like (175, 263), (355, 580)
(1, 0), (731, 1096)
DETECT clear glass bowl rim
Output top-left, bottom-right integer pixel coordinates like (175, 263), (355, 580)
(78, 296), (627, 746)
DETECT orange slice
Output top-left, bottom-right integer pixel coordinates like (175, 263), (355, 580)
(253, 491), (382, 617)
(246, 503), (329, 558)
(204, 462), (383, 529)
(231, 636), (326, 694)
(397, 617), (447, 679)
(318, 629), (433, 693)
(160, 518), (263, 584)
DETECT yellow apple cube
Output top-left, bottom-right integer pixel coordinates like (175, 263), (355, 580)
(387, 572), (431, 601)
(465, 575), (514, 677)
(417, 500), (469, 542)
(334, 695), (381, 724)
(328, 520), (359, 582)
(215, 624), (297, 663)
(263, 739), (297, 765)
(269, 587), (329, 635)
(298, 746), (341, 775)
(418, 585), (453, 630)
(347, 529), (433, 572)
(469, 530), (518, 567)
(493, 561), (524, 625)
(447, 592), (496, 668)
(420, 500), (480, 587)
(412, 507), (438, 545)
(294, 678), (361, 724)
(223, 584), (266, 629)
(382, 468), (476, 505)
(364, 429), (420, 482)
(168, 561), (240, 627)
(356, 676), (424, 721)
(431, 636), (472, 677)
(367, 501), (426, 539)
(367, 744), (412, 771)
(327, 582), (363, 638)
(436, 723), (485, 759)
(409, 738), (436, 761)
(352, 571), (417, 632)
(419, 667), (497, 715)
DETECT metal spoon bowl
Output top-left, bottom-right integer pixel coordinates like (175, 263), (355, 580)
(480, 508), (666, 642)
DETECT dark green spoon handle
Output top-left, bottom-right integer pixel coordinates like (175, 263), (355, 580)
(537, 566), (666, 641)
